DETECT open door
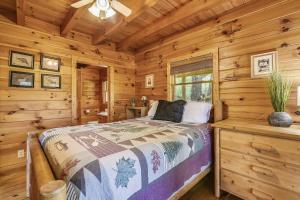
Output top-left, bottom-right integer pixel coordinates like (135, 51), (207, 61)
(77, 64), (109, 124)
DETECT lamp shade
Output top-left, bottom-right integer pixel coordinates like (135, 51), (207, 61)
(141, 96), (147, 101)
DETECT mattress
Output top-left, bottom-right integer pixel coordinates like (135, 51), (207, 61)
(39, 117), (212, 200)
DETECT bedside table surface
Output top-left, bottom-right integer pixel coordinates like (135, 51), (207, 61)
(213, 119), (300, 141)
(127, 106), (147, 109)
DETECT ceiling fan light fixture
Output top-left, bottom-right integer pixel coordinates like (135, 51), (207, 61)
(72, 0), (131, 18)
(88, 0), (116, 19)
(99, 10), (106, 19)
(88, 2), (100, 17)
(106, 7), (116, 18)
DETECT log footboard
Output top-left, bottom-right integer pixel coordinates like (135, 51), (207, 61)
(28, 132), (66, 200)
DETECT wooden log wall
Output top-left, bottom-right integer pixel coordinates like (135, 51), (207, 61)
(135, 0), (300, 123)
(113, 67), (136, 121)
(0, 20), (135, 197)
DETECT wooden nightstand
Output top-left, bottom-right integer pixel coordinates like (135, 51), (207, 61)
(212, 119), (300, 200)
(126, 106), (148, 119)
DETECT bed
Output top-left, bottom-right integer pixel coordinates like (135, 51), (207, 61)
(28, 101), (224, 200)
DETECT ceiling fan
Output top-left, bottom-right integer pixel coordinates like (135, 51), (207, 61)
(71, 0), (132, 20)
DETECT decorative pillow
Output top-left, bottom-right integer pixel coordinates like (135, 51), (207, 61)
(153, 100), (186, 123)
(182, 101), (212, 123)
(147, 101), (159, 117)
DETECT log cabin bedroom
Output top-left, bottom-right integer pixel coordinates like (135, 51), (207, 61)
(1, 0), (300, 200)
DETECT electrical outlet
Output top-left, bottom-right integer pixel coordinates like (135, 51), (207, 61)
(17, 149), (25, 158)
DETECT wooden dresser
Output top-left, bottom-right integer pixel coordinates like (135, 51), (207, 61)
(212, 120), (300, 200)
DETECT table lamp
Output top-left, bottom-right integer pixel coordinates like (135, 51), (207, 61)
(141, 96), (147, 106)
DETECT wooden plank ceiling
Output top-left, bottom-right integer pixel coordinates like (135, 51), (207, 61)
(0, 0), (253, 51)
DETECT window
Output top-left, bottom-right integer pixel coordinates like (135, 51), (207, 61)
(102, 81), (108, 103)
(170, 54), (213, 103)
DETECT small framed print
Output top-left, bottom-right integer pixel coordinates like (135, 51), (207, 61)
(41, 74), (61, 89)
(251, 51), (277, 78)
(41, 54), (61, 72)
(145, 74), (154, 88)
(9, 71), (34, 88)
(9, 51), (34, 69)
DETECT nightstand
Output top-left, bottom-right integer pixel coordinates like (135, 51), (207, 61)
(212, 119), (300, 200)
(126, 106), (147, 119)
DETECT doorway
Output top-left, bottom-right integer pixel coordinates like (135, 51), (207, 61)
(77, 64), (109, 124)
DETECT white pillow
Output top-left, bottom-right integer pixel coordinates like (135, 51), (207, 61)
(182, 101), (212, 123)
(147, 101), (159, 117)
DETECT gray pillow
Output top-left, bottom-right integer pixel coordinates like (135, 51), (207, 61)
(153, 100), (186, 123)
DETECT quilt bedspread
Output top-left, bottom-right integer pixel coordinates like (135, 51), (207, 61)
(39, 117), (212, 200)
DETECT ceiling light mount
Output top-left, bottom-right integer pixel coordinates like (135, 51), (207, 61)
(88, 0), (116, 20)
(71, 0), (132, 20)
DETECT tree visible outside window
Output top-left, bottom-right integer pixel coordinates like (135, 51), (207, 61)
(172, 68), (212, 102)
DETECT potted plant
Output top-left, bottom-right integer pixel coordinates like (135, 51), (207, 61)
(267, 72), (293, 127)
(130, 97), (136, 107)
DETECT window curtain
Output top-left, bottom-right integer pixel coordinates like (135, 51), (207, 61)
(170, 53), (213, 75)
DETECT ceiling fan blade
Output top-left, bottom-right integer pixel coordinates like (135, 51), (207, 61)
(71, 0), (94, 8)
(111, 0), (132, 17)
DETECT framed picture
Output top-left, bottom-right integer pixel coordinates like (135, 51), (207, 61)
(9, 71), (34, 88)
(251, 51), (277, 78)
(145, 74), (154, 88)
(41, 54), (61, 72)
(9, 51), (34, 69)
(41, 74), (61, 89)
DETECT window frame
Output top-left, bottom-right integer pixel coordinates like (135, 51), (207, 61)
(167, 48), (220, 121)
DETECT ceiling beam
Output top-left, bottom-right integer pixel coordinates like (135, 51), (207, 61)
(61, 6), (88, 36)
(118, 0), (224, 50)
(92, 0), (159, 45)
(93, 17), (125, 45)
(16, 0), (25, 26)
(125, 0), (158, 22)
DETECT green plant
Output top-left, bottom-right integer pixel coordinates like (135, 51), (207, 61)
(267, 72), (292, 112)
(130, 97), (136, 105)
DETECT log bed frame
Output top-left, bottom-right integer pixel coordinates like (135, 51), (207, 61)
(27, 101), (224, 200)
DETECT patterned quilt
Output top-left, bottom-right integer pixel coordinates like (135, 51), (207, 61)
(39, 117), (212, 200)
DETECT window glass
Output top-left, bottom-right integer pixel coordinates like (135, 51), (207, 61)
(174, 85), (183, 100)
(185, 83), (212, 102)
(175, 76), (183, 84)
(172, 69), (212, 103)
(102, 81), (108, 103)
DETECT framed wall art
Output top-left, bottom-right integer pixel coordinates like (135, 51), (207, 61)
(145, 74), (154, 88)
(41, 54), (61, 72)
(9, 51), (34, 69)
(41, 74), (61, 89)
(251, 51), (277, 78)
(9, 71), (34, 88)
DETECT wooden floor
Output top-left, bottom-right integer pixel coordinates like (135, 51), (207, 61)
(180, 174), (241, 200)
(0, 168), (240, 200)
(0, 164), (27, 200)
